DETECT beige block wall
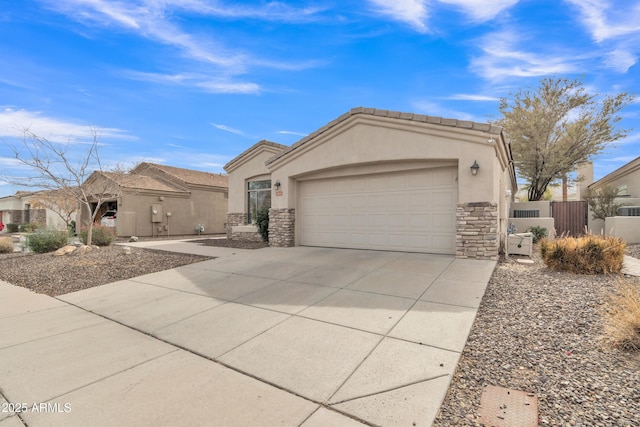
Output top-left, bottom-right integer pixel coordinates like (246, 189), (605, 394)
(604, 217), (640, 244)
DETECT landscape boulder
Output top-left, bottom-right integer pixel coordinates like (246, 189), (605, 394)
(54, 245), (77, 256)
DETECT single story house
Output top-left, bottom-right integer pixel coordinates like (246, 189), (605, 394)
(588, 156), (640, 204)
(0, 190), (77, 231)
(224, 107), (517, 260)
(80, 162), (228, 237)
(587, 156), (640, 242)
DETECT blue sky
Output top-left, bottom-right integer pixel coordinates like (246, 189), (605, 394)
(0, 0), (638, 196)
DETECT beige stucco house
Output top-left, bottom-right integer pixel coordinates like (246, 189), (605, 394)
(80, 163), (228, 237)
(0, 190), (77, 231)
(587, 156), (640, 242)
(224, 107), (517, 259)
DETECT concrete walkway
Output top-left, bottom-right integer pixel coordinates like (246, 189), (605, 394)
(622, 255), (640, 277)
(0, 242), (496, 427)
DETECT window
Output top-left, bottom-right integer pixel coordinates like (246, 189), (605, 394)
(247, 180), (271, 224)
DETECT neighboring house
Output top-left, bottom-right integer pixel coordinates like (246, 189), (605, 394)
(587, 156), (640, 242)
(588, 156), (640, 203)
(80, 163), (228, 237)
(0, 190), (77, 231)
(224, 107), (517, 260)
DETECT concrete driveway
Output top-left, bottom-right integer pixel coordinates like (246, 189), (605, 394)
(0, 244), (495, 427)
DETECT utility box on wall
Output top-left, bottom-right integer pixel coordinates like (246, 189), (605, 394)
(151, 204), (163, 223)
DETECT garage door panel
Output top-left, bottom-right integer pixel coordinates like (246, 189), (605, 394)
(299, 167), (457, 254)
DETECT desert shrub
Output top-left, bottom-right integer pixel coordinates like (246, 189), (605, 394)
(602, 280), (640, 351)
(19, 223), (38, 233)
(6, 223), (19, 233)
(540, 234), (626, 274)
(255, 207), (270, 242)
(0, 236), (13, 253)
(79, 225), (116, 246)
(26, 229), (69, 253)
(527, 226), (548, 243)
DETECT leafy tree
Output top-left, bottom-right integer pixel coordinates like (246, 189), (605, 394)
(497, 76), (633, 201)
(2, 128), (117, 246)
(584, 185), (626, 221)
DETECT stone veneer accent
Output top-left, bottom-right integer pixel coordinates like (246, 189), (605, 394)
(268, 208), (295, 247)
(231, 228), (263, 242)
(456, 201), (499, 260)
(226, 213), (246, 239)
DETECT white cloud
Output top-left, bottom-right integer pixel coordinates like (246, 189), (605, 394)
(197, 80), (261, 95)
(278, 130), (307, 137)
(0, 108), (135, 142)
(211, 123), (247, 136)
(565, 0), (640, 43)
(123, 71), (262, 94)
(604, 49), (638, 73)
(447, 94), (500, 101)
(167, 0), (326, 22)
(367, 0), (429, 33)
(437, 0), (519, 21)
(470, 30), (579, 80)
(43, 0), (324, 75)
(411, 100), (482, 122)
(601, 155), (638, 163)
(616, 132), (640, 146)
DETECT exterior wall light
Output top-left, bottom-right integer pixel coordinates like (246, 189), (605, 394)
(274, 180), (281, 190)
(470, 160), (480, 176)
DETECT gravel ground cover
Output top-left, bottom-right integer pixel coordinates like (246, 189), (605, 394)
(0, 245), (211, 297)
(435, 246), (640, 426)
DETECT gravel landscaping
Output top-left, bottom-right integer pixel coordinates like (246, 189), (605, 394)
(0, 245), (212, 297)
(435, 246), (640, 426)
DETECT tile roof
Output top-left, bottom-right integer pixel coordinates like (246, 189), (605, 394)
(100, 171), (188, 193)
(132, 163), (229, 188)
(223, 140), (288, 172)
(266, 107), (504, 165)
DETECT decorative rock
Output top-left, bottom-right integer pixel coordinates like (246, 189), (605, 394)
(122, 246), (132, 255)
(53, 245), (77, 256)
(129, 236), (139, 242)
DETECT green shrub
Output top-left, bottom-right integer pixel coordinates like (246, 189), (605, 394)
(19, 223), (38, 233)
(255, 207), (270, 242)
(68, 220), (77, 235)
(602, 280), (640, 351)
(6, 223), (19, 233)
(26, 229), (69, 254)
(539, 234), (626, 274)
(0, 237), (13, 253)
(79, 225), (116, 246)
(527, 226), (548, 243)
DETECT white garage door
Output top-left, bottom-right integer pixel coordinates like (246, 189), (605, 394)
(298, 167), (458, 254)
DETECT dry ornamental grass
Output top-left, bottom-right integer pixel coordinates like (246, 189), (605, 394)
(602, 280), (640, 351)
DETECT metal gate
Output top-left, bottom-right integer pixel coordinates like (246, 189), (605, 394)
(551, 201), (587, 236)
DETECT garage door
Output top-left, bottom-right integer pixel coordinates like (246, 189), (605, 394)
(298, 167), (458, 254)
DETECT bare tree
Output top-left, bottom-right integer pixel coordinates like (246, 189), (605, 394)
(2, 127), (118, 246)
(497, 76), (634, 201)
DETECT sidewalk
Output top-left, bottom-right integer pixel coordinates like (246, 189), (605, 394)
(623, 255), (640, 277)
